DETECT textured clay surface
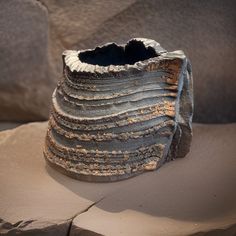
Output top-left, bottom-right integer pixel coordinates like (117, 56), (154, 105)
(44, 38), (193, 182)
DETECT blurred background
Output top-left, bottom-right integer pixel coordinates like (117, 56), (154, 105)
(0, 0), (235, 128)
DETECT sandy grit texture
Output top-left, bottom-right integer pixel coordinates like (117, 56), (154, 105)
(0, 122), (235, 235)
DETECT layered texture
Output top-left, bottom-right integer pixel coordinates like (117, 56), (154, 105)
(44, 38), (193, 182)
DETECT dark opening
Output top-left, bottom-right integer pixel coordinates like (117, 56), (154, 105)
(78, 40), (158, 66)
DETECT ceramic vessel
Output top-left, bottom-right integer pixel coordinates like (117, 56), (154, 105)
(44, 38), (193, 182)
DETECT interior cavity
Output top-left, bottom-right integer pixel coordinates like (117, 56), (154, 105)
(78, 40), (158, 66)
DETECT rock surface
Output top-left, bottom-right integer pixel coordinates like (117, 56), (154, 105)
(41, 0), (236, 123)
(0, 122), (97, 223)
(70, 123), (236, 235)
(0, 122), (22, 132)
(0, 0), (235, 123)
(0, 218), (70, 236)
(0, 0), (57, 122)
(0, 122), (236, 235)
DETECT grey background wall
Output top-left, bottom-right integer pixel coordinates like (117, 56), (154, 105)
(0, 0), (235, 123)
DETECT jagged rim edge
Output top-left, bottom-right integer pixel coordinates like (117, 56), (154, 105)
(62, 38), (168, 74)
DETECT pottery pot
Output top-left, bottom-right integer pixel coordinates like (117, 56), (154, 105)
(44, 38), (193, 182)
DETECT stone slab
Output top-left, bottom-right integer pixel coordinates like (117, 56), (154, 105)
(71, 124), (236, 235)
(0, 122), (235, 235)
(0, 122), (94, 222)
(0, 0), (56, 121)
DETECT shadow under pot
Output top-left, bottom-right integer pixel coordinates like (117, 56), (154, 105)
(44, 38), (193, 182)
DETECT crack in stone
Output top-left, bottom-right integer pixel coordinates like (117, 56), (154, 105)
(66, 197), (105, 236)
(66, 219), (73, 236)
(0, 196), (106, 236)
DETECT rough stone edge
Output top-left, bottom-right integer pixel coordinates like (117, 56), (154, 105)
(69, 226), (104, 236)
(1, 204), (235, 236)
(0, 218), (71, 236)
(0, 196), (105, 236)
